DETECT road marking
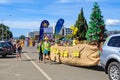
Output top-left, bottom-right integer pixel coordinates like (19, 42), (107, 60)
(15, 74), (21, 76)
(23, 53), (52, 80)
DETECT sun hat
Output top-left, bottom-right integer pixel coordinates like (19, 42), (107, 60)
(44, 37), (48, 40)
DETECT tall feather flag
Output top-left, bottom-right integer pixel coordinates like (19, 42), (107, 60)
(54, 19), (64, 36)
(39, 20), (49, 40)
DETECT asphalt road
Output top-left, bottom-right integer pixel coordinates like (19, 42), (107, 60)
(0, 46), (109, 80)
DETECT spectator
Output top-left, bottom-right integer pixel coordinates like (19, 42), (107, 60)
(37, 40), (43, 62)
(16, 40), (22, 61)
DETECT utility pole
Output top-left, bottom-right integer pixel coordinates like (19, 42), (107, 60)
(1, 14), (12, 41)
(2, 18), (4, 41)
(7, 14), (12, 40)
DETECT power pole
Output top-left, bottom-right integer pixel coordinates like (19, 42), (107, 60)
(2, 18), (4, 41)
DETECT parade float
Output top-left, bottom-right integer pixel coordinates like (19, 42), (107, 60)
(39, 3), (106, 66)
(50, 43), (100, 66)
(50, 16), (100, 66)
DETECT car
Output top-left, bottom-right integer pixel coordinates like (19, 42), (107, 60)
(100, 34), (120, 80)
(0, 41), (13, 57)
(5, 41), (16, 53)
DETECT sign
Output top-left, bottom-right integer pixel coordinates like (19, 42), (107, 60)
(44, 27), (53, 34)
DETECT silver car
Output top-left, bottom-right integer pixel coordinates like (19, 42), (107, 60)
(100, 34), (120, 80)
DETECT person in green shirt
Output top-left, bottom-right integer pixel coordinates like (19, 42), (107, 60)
(43, 37), (51, 64)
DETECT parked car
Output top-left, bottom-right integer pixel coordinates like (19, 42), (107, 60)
(100, 34), (120, 80)
(6, 41), (16, 53)
(0, 41), (13, 57)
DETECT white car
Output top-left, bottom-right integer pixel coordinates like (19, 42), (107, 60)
(100, 34), (120, 80)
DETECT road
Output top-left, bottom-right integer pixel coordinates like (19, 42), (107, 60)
(0, 46), (109, 80)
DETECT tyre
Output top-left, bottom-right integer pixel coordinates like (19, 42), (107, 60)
(108, 62), (120, 80)
(2, 55), (6, 57)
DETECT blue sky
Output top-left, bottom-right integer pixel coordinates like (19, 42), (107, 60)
(0, 0), (120, 37)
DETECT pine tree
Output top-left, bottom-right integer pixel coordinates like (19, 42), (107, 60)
(74, 8), (88, 40)
(86, 2), (106, 44)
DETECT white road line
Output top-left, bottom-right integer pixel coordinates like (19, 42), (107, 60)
(23, 53), (52, 80)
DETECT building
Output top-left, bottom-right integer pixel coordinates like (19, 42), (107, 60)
(27, 31), (39, 40)
(59, 27), (72, 36)
(27, 27), (72, 40)
(64, 28), (73, 36)
(27, 27), (53, 40)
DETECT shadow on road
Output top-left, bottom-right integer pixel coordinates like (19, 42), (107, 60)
(0, 55), (16, 59)
(82, 66), (104, 71)
(66, 65), (104, 71)
(22, 59), (36, 61)
(74, 65), (104, 72)
(52, 61), (62, 65)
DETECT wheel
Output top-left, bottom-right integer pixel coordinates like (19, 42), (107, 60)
(108, 62), (120, 80)
(2, 55), (6, 57)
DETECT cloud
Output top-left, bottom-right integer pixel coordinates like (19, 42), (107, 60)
(57, 0), (70, 3)
(0, 0), (34, 4)
(4, 21), (40, 29)
(105, 19), (120, 26)
(86, 0), (101, 2)
(4, 20), (58, 29)
(57, 0), (101, 3)
(0, 0), (10, 4)
(57, 0), (82, 3)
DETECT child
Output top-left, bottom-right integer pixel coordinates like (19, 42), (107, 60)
(43, 37), (51, 64)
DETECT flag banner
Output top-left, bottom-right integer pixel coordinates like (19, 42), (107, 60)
(39, 20), (49, 40)
(54, 19), (64, 35)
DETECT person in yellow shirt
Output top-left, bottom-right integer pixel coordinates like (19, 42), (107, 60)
(43, 37), (51, 64)
(73, 38), (77, 46)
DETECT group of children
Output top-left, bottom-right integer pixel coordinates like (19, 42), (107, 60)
(15, 37), (52, 64)
(37, 37), (52, 64)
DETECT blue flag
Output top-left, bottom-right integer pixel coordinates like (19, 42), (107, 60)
(54, 19), (64, 35)
(39, 20), (49, 40)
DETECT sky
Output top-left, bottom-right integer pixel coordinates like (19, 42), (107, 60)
(0, 0), (120, 37)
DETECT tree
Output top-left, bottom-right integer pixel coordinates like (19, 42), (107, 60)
(19, 35), (25, 40)
(0, 24), (13, 40)
(7, 31), (13, 39)
(86, 2), (106, 44)
(74, 8), (88, 40)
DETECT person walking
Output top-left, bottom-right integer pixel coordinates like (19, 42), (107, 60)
(16, 40), (22, 61)
(37, 40), (43, 62)
(43, 37), (52, 64)
(32, 40), (36, 47)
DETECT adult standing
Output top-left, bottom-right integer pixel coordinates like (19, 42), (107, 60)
(32, 40), (36, 47)
(16, 40), (22, 61)
(37, 40), (43, 62)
